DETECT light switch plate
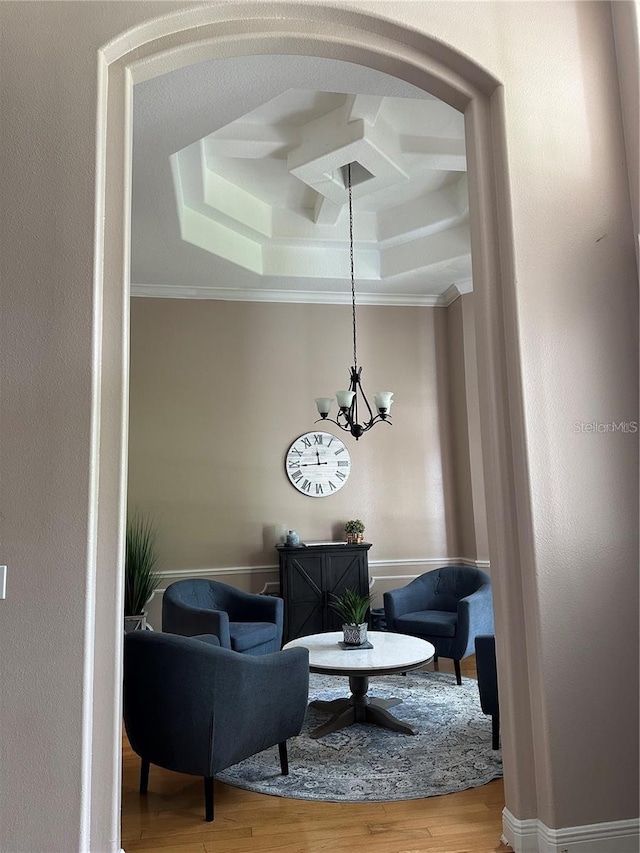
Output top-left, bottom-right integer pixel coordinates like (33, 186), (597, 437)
(0, 565), (6, 599)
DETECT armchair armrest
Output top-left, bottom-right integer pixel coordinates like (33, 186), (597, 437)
(456, 583), (494, 658)
(226, 589), (283, 625)
(474, 634), (499, 715)
(384, 574), (436, 628)
(210, 646), (310, 772)
(162, 598), (231, 648)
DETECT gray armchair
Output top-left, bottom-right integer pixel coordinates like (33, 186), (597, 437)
(123, 630), (309, 821)
(383, 565), (493, 684)
(162, 578), (283, 655)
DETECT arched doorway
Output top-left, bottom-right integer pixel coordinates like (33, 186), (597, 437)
(89, 6), (537, 848)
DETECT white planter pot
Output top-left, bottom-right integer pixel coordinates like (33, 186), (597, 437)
(124, 614), (147, 633)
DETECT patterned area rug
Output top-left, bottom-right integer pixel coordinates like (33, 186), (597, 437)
(216, 669), (502, 802)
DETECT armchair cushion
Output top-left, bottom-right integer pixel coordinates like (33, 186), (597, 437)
(395, 609), (458, 638)
(229, 621), (279, 653)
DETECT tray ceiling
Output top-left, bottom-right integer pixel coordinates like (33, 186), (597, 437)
(132, 55), (472, 306)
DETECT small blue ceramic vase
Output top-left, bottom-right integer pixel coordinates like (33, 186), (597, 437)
(286, 529), (300, 546)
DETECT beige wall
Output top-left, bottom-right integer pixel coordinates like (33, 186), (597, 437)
(128, 298), (476, 583)
(0, 3), (638, 852)
(129, 296), (492, 626)
(460, 294), (489, 561)
(446, 296), (477, 559)
(443, 293), (489, 564)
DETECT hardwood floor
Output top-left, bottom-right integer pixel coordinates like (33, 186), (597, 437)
(121, 656), (513, 853)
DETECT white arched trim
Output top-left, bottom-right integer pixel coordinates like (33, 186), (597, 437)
(89, 5), (542, 850)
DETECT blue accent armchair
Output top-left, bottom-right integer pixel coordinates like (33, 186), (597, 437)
(123, 630), (309, 821)
(475, 634), (500, 749)
(162, 578), (283, 655)
(383, 565), (494, 684)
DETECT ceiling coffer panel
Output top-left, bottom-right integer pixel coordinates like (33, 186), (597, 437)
(170, 90), (470, 286)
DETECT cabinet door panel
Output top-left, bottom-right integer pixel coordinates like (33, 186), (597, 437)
(323, 551), (368, 631)
(282, 553), (323, 641)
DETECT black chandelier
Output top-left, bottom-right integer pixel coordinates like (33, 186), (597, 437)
(314, 163), (393, 440)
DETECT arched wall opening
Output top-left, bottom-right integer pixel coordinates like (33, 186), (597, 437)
(90, 6), (541, 849)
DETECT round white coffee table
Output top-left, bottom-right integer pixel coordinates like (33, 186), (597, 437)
(283, 631), (435, 738)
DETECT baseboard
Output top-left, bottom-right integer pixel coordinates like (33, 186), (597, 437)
(503, 808), (640, 853)
(502, 810), (540, 853)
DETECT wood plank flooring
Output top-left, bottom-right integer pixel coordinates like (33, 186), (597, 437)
(121, 656), (513, 853)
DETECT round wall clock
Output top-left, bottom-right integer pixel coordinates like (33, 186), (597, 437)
(285, 431), (351, 497)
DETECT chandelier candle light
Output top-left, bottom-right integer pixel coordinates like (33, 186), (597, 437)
(314, 163), (393, 440)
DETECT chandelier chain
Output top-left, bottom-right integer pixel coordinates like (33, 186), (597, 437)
(312, 161), (392, 439)
(348, 163), (357, 371)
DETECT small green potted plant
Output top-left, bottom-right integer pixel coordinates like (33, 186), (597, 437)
(344, 518), (365, 544)
(330, 587), (373, 646)
(124, 513), (160, 632)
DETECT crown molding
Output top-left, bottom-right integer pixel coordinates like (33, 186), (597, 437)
(130, 282), (467, 307)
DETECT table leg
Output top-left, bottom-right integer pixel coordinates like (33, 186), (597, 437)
(310, 698), (351, 714)
(308, 675), (416, 738)
(366, 700), (417, 735)
(308, 705), (356, 739)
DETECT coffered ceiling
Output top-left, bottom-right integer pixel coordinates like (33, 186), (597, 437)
(131, 55), (472, 306)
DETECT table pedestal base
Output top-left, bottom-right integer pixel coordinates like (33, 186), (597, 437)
(309, 675), (416, 738)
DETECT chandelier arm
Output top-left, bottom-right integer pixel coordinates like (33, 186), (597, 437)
(314, 413), (392, 433)
(356, 381), (376, 425)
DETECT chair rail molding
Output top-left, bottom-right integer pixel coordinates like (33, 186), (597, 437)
(503, 809), (640, 853)
(154, 555), (491, 586)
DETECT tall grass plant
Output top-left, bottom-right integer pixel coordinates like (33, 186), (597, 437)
(125, 513), (160, 616)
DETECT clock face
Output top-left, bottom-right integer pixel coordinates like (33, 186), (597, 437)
(285, 432), (351, 498)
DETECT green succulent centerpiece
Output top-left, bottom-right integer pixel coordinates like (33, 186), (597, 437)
(344, 518), (365, 544)
(124, 513), (160, 631)
(330, 587), (373, 646)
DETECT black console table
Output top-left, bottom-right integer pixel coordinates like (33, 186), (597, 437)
(277, 542), (371, 643)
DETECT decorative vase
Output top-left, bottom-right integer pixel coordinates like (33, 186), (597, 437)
(346, 532), (364, 544)
(342, 623), (368, 646)
(286, 529), (300, 546)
